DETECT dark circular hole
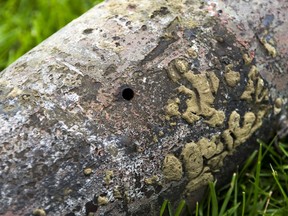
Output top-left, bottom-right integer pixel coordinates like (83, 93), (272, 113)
(122, 88), (134, 101)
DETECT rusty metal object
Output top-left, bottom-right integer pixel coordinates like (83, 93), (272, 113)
(0, 0), (287, 215)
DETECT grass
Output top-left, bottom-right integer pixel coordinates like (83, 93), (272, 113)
(1, 1), (287, 216)
(0, 0), (103, 71)
(160, 138), (288, 216)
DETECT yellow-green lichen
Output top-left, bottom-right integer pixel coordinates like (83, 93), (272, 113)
(63, 188), (73, 196)
(179, 71), (224, 126)
(162, 154), (183, 181)
(198, 137), (217, 159)
(222, 130), (234, 151)
(165, 56), (225, 127)
(144, 175), (160, 185)
(153, 135), (159, 143)
(98, 195), (109, 205)
(124, 191), (131, 203)
(187, 47), (198, 58)
(170, 122), (177, 126)
(104, 170), (114, 185)
(113, 186), (122, 199)
(161, 38), (272, 195)
(167, 63), (181, 82)
(165, 98), (181, 119)
(83, 168), (92, 176)
(224, 64), (240, 87)
(181, 142), (203, 179)
(181, 136), (225, 181)
(240, 79), (255, 101)
(274, 98), (283, 115)
(206, 72), (220, 94)
(185, 172), (214, 193)
(204, 110), (225, 127)
(32, 209), (46, 216)
(207, 151), (228, 170)
(260, 37), (277, 58)
(222, 110), (266, 148)
(243, 53), (252, 65)
(240, 66), (269, 103)
(174, 59), (189, 74)
(183, 72), (215, 110)
(240, 65), (258, 101)
(264, 42), (277, 57)
(255, 78), (269, 103)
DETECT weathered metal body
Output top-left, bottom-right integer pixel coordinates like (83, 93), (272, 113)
(0, 0), (287, 215)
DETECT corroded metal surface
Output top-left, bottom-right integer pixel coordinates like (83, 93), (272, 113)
(0, 0), (287, 215)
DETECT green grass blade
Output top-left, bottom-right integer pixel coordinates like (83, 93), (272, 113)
(271, 165), (288, 204)
(195, 202), (199, 216)
(167, 201), (174, 216)
(223, 203), (240, 216)
(219, 173), (237, 216)
(261, 137), (278, 159)
(159, 200), (174, 216)
(160, 200), (168, 216)
(241, 192), (246, 216)
(279, 143), (288, 158)
(207, 189), (212, 216)
(251, 142), (263, 216)
(209, 181), (218, 216)
(233, 171), (238, 216)
(239, 150), (258, 177)
(198, 200), (204, 216)
(174, 200), (186, 216)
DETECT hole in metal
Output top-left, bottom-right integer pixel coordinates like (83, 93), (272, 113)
(122, 87), (134, 101)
